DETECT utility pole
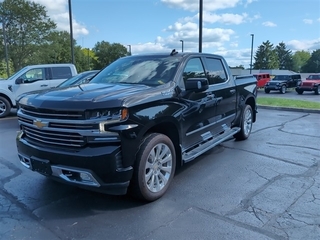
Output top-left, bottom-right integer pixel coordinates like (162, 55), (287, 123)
(68, 0), (75, 64)
(180, 40), (184, 52)
(250, 34), (254, 74)
(2, 20), (10, 77)
(199, 0), (203, 53)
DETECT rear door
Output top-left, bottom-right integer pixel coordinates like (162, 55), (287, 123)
(203, 56), (237, 131)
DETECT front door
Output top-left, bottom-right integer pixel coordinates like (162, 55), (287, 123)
(179, 57), (220, 151)
(12, 68), (50, 99)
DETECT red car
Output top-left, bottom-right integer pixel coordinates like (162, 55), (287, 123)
(253, 73), (270, 88)
(296, 74), (320, 95)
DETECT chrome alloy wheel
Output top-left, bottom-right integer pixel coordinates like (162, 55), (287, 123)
(243, 107), (253, 136)
(144, 143), (173, 193)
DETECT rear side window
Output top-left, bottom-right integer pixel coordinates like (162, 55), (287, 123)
(51, 67), (72, 80)
(204, 57), (227, 85)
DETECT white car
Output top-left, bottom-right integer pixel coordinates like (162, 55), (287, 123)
(0, 63), (77, 118)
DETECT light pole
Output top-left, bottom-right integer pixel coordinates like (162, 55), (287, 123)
(180, 40), (184, 52)
(250, 34), (254, 74)
(199, 0), (203, 53)
(68, 0), (75, 64)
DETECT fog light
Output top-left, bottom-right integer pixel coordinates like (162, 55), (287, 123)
(80, 172), (91, 181)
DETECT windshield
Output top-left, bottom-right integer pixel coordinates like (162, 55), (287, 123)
(90, 55), (180, 86)
(272, 75), (290, 81)
(307, 75), (320, 80)
(7, 66), (29, 80)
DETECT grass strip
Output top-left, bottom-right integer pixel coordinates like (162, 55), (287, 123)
(257, 97), (320, 110)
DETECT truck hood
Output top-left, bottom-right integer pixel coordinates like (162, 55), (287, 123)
(18, 83), (175, 110)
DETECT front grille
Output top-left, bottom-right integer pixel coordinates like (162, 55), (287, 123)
(20, 106), (85, 120)
(22, 125), (86, 147)
(302, 82), (313, 86)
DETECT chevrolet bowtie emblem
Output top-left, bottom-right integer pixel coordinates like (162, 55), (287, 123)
(33, 119), (48, 129)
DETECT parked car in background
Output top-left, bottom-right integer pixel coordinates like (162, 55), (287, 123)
(57, 70), (99, 88)
(264, 74), (301, 94)
(0, 63), (77, 118)
(295, 74), (320, 95)
(15, 70), (99, 109)
(253, 73), (270, 88)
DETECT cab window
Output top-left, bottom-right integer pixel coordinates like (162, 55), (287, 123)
(204, 58), (227, 85)
(183, 58), (206, 82)
(19, 68), (44, 83)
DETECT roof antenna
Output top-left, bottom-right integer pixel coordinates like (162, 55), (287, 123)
(170, 49), (178, 56)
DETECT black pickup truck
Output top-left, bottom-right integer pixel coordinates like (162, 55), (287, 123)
(16, 51), (257, 201)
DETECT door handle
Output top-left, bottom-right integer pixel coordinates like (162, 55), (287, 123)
(40, 84), (48, 87)
(230, 89), (236, 94)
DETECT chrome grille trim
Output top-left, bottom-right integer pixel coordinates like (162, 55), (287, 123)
(20, 106), (84, 119)
(22, 126), (85, 147)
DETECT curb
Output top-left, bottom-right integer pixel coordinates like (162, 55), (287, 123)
(257, 105), (320, 114)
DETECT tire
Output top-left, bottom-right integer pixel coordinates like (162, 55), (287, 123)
(315, 86), (320, 95)
(280, 85), (286, 94)
(0, 96), (11, 118)
(296, 89), (303, 95)
(264, 89), (270, 94)
(234, 105), (253, 141)
(280, 85), (287, 94)
(130, 133), (176, 202)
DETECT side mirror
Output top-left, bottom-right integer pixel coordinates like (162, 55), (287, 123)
(185, 78), (209, 92)
(15, 78), (24, 84)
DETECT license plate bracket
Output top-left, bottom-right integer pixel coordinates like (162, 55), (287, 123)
(31, 158), (52, 176)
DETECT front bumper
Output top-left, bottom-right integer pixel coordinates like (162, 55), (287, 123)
(295, 86), (317, 92)
(265, 85), (281, 90)
(16, 130), (133, 195)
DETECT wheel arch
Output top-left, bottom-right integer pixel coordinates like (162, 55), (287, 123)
(143, 120), (182, 168)
(0, 93), (13, 107)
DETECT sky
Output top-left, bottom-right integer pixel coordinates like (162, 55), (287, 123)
(31, 0), (320, 68)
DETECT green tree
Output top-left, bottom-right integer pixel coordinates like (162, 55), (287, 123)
(32, 31), (71, 64)
(92, 41), (128, 69)
(292, 50), (311, 72)
(302, 49), (320, 73)
(275, 42), (293, 70)
(253, 40), (279, 69)
(0, 0), (56, 71)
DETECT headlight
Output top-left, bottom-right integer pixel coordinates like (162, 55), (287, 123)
(86, 108), (128, 121)
(297, 81), (302, 86)
(265, 82), (269, 86)
(276, 83), (280, 86)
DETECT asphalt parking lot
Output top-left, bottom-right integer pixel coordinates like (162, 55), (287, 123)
(0, 107), (319, 240)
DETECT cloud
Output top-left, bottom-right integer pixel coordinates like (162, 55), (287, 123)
(161, 0), (241, 12)
(287, 38), (320, 51)
(30, 0), (89, 37)
(204, 12), (248, 25)
(303, 19), (313, 24)
(262, 21), (277, 27)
